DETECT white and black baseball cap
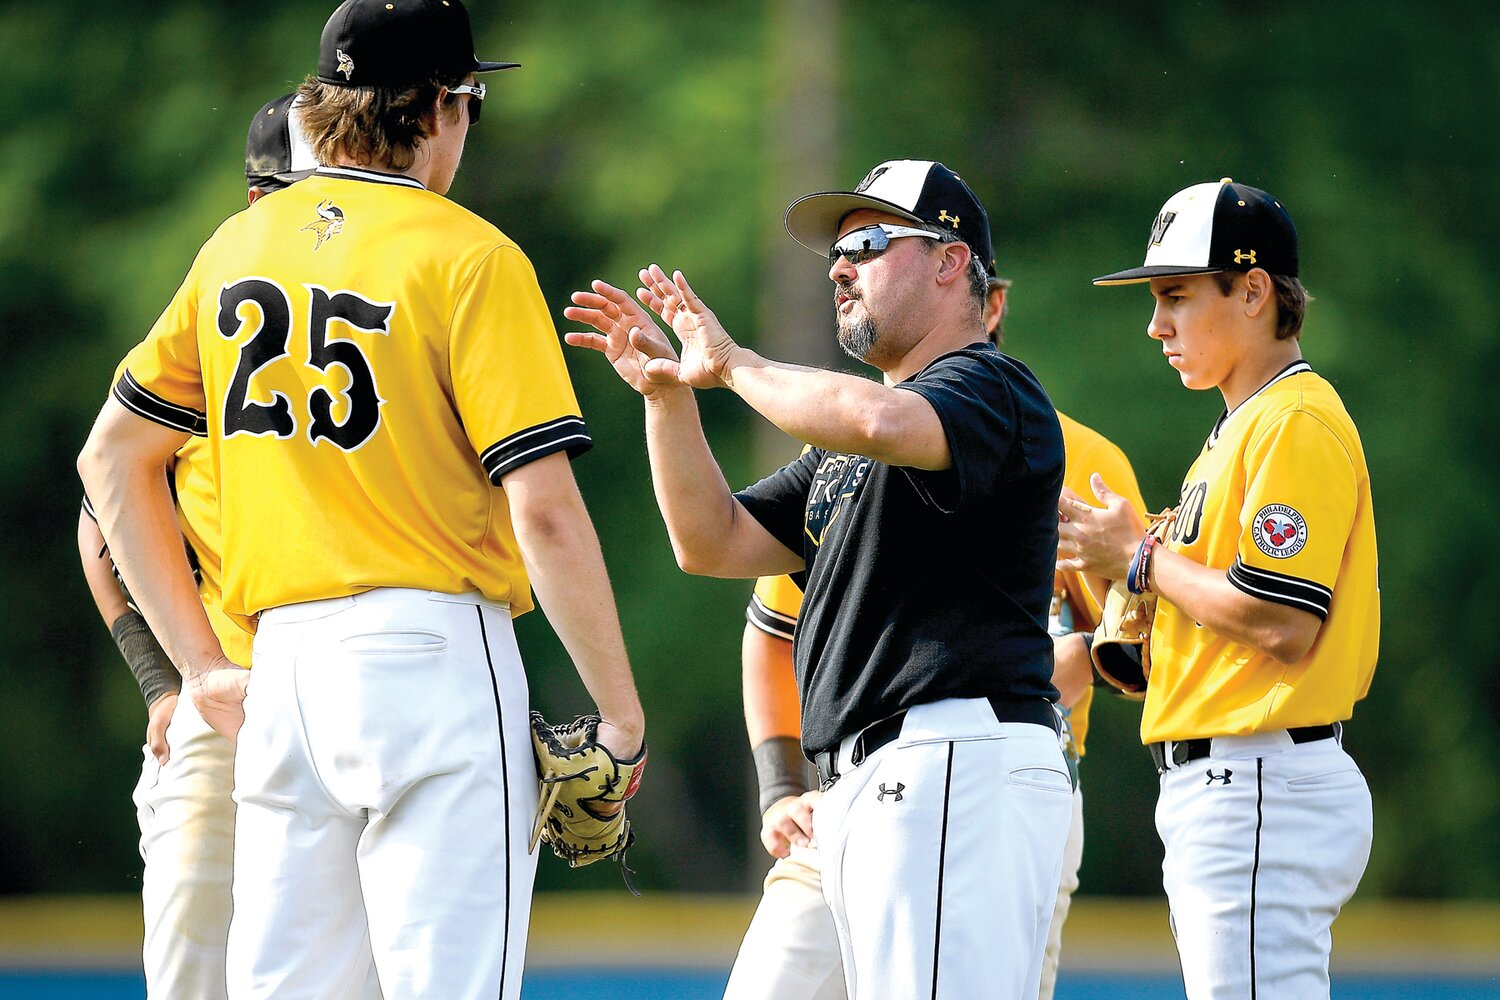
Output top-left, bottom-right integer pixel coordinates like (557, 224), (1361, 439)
(245, 94), (318, 192)
(1093, 178), (1298, 285)
(316, 0), (519, 88)
(785, 159), (997, 275)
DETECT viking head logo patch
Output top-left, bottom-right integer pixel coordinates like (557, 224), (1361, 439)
(302, 200), (345, 250)
(1149, 211), (1177, 246)
(336, 48), (355, 81)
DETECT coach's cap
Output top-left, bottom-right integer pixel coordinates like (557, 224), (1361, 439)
(1093, 179), (1298, 285)
(785, 159), (997, 275)
(245, 94), (318, 193)
(316, 0), (519, 88)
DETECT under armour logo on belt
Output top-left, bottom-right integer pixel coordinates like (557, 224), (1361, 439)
(877, 782), (905, 802)
(1205, 769), (1233, 785)
(1233, 249), (1257, 264)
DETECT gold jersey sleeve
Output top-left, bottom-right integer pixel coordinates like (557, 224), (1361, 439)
(1056, 411), (1147, 757)
(747, 574), (805, 641)
(1143, 366), (1380, 742)
(116, 171), (590, 624)
(173, 436), (253, 668)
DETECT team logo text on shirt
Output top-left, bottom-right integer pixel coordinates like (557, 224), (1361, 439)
(1170, 481), (1208, 546)
(1251, 504), (1307, 558)
(805, 454), (871, 547)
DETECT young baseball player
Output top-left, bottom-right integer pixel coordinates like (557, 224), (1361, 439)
(723, 280), (1148, 1000)
(77, 3), (644, 997)
(1059, 179), (1378, 999)
(76, 93), (330, 1000)
(567, 160), (1072, 999)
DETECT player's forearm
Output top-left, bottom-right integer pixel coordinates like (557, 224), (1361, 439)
(741, 625), (801, 745)
(642, 389), (795, 578)
(78, 409), (223, 679)
(506, 463), (644, 743)
(1051, 632), (1094, 709)
(77, 508), (130, 627)
(1150, 548), (1320, 664)
(718, 347), (951, 470)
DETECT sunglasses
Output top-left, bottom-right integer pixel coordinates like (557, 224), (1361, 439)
(449, 82), (486, 125)
(828, 223), (942, 265)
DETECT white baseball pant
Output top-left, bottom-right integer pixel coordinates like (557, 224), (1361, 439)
(133, 692), (236, 999)
(1155, 729), (1372, 999)
(723, 785), (1085, 1000)
(815, 697), (1073, 1000)
(227, 588), (538, 999)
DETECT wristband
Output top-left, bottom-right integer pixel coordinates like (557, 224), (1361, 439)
(109, 611), (181, 708)
(1127, 534), (1158, 595)
(752, 736), (813, 815)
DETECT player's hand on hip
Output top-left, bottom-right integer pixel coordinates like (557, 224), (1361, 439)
(187, 661), (251, 743)
(145, 692), (178, 765)
(564, 280), (685, 401)
(1056, 474), (1146, 580)
(759, 789), (821, 859)
(636, 265), (738, 390)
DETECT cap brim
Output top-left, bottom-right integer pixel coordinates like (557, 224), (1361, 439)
(784, 191), (930, 256)
(1092, 264), (1224, 286)
(476, 60), (521, 73)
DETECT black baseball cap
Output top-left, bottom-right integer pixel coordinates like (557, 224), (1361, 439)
(245, 94), (318, 193)
(316, 0), (519, 88)
(785, 159), (997, 275)
(1094, 178), (1299, 285)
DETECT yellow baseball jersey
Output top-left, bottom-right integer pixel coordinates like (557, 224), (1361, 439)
(173, 436), (254, 668)
(1055, 410), (1146, 757)
(116, 167), (589, 624)
(747, 572), (804, 641)
(1143, 362), (1379, 742)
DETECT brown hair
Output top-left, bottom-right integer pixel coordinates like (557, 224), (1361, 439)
(1211, 270), (1310, 341)
(294, 74), (465, 171)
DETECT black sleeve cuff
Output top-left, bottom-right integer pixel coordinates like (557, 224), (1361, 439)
(1227, 556), (1332, 621)
(112, 372), (208, 436)
(747, 593), (797, 641)
(480, 415), (592, 484)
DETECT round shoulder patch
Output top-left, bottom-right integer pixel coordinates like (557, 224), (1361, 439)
(1250, 504), (1307, 558)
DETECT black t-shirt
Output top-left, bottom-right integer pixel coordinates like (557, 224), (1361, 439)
(735, 343), (1064, 756)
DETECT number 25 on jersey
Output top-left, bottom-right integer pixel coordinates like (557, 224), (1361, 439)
(218, 278), (392, 451)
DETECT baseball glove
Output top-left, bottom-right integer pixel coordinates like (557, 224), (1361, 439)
(529, 712), (647, 890)
(1089, 509), (1176, 698)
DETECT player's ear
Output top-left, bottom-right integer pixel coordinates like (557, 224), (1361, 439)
(247, 187), (265, 206)
(1243, 268), (1273, 319)
(935, 241), (971, 288)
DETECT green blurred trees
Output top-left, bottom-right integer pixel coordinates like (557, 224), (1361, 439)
(0, 0), (1494, 898)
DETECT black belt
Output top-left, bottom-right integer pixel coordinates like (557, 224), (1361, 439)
(1147, 723), (1341, 774)
(813, 697), (1059, 789)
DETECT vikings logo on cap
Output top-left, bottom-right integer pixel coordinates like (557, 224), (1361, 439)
(336, 48), (355, 80)
(1251, 503), (1307, 558)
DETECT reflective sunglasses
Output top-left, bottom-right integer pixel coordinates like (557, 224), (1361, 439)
(450, 82), (486, 125)
(828, 223), (942, 265)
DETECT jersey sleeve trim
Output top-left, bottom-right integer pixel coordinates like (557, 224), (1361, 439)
(81, 493), (97, 523)
(1227, 556), (1333, 621)
(747, 593), (797, 641)
(113, 372), (208, 436)
(480, 415), (593, 484)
